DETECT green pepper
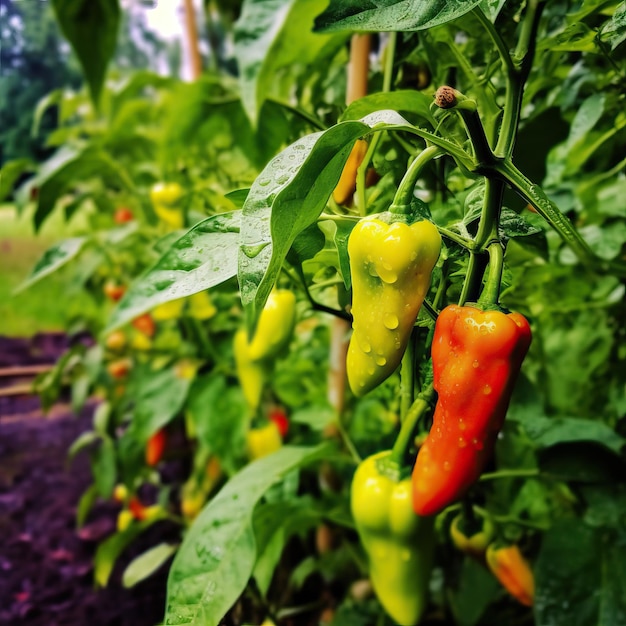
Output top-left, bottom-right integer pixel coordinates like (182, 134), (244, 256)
(450, 513), (495, 561)
(347, 217), (441, 396)
(351, 451), (434, 625)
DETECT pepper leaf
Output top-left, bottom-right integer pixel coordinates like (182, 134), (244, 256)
(238, 110), (465, 334)
(341, 90), (435, 126)
(512, 414), (625, 455)
(15, 237), (87, 293)
(314, 0), (482, 33)
(51, 0), (120, 107)
(164, 444), (333, 626)
(234, 0), (347, 124)
(122, 543), (178, 589)
(534, 517), (626, 626)
(125, 365), (194, 443)
(107, 211), (241, 332)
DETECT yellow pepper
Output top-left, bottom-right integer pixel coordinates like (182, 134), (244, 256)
(152, 298), (185, 321)
(246, 421), (282, 460)
(150, 182), (185, 228)
(187, 290), (217, 320)
(234, 329), (267, 412)
(347, 217), (441, 396)
(247, 290), (296, 361)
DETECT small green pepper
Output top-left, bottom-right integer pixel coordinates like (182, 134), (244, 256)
(450, 513), (495, 560)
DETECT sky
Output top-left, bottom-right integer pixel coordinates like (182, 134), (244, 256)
(123, 0), (206, 79)
(142, 0), (186, 41)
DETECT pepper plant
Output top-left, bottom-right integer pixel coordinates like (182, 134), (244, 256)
(7, 0), (626, 625)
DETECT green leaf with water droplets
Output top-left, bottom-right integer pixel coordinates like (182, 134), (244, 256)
(106, 211), (241, 332)
(239, 110), (449, 335)
(164, 444), (333, 626)
(234, 0), (346, 124)
(314, 0), (483, 33)
(15, 237), (87, 293)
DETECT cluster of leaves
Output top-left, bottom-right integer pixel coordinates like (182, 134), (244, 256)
(3, 1), (626, 625)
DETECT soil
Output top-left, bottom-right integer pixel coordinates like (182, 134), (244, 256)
(0, 335), (174, 626)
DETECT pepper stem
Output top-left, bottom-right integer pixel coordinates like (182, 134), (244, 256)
(478, 242), (504, 307)
(399, 334), (415, 422)
(389, 384), (434, 469)
(390, 145), (444, 213)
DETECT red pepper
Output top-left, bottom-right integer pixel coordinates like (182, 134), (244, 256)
(268, 407), (289, 438)
(129, 496), (147, 521)
(412, 304), (531, 516)
(146, 429), (166, 466)
(114, 207), (134, 223)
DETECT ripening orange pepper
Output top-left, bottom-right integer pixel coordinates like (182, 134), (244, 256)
(486, 544), (535, 606)
(105, 330), (127, 352)
(114, 207), (134, 223)
(412, 305), (531, 516)
(132, 312), (156, 338)
(104, 281), (126, 302)
(332, 139), (368, 206)
(107, 357), (132, 380)
(146, 429), (166, 467)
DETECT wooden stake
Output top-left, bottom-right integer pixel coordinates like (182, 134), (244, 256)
(182, 0), (202, 80)
(327, 35), (371, 417)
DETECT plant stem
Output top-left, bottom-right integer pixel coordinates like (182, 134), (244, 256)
(266, 97), (327, 131)
(495, 0), (545, 157)
(382, 32), (397, 93)
(453, 106), (496, 166)
(433, 262), (448, 310)
(475, 177), (505, 248)
(478, 242), (504, 306)
(472, 8), (516, 77)
(356, 134), (380, 216)
(389, 385), (434, 467)
(283, 267), (351, 321)
(399, 336), (415, 422)
(335, 413), (362, 465)
(421, 300), (438, 321)
(479, 468), (540, 482)
(493, 159), (626, 275)
(438, 226), (478, 250)
(473, 505), (549, 530)
(459, 250), (484, 306)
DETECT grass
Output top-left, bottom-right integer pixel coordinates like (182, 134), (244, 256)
(0, 203), (98, 337)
